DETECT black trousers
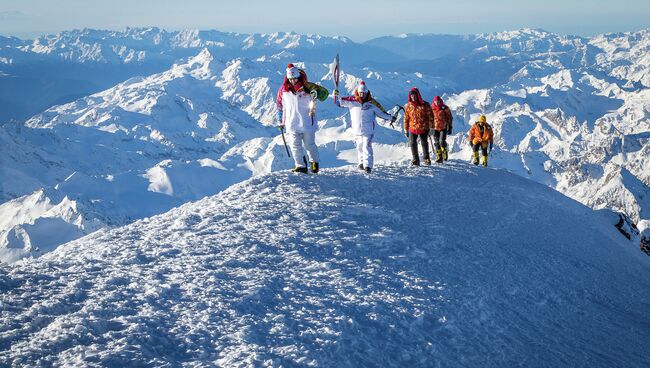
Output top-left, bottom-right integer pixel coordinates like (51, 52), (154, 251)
(472, 143), (488, 156)
(433, 129), (448, 150)
(409, 132), (430, 162)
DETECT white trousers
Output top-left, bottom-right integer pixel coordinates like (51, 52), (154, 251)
(355, 134), (374, 169)
(288, 131), (319, 167)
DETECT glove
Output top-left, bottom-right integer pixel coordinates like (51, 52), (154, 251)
(391, 115), (397, 123)
(447, 126), (453, 134)
(277, 124), (285, 132)
(310, 90), (318, 99)
(333, 89), (339, 97)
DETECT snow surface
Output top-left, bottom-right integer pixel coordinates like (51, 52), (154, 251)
(1, 165), (648, 367)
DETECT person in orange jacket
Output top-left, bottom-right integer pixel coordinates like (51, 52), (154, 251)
(404, 88), (434, 165)
(468, 114), (494, 166)
(431, 95), (453, 163)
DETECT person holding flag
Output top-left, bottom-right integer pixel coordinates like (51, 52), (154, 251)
(333, 81), (395, 173)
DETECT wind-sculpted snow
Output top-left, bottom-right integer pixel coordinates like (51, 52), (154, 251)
(1, 165), (648, 367)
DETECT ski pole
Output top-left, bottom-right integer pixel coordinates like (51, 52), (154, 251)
(280, 127), (290, 157)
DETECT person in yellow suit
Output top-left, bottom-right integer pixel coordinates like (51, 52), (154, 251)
(468, 115), (494, 166)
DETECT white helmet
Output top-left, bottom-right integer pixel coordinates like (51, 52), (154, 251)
(357, 81), (369, 94)
(286, 63), (301, 79)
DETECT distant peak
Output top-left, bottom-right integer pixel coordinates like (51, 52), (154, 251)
(189, 48), (213, 64)
(172, 48), (219, 77)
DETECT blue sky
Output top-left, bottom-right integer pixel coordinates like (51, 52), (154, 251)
(1, 0), (648, 41)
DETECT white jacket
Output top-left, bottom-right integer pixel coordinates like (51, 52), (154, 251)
(339, 96), (392, 136)
(279, 89), (318, 133)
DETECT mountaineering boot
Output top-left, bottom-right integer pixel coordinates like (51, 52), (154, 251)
(472, 151), (479, 165)
(292, 166), (308, 174)
(436, 149), (443, 163)
(424, 158), (432, 166)
(482, 155), (488, 167)
(358, 163), (364, 171)
(310, 161), (319, 173)
(365, 167), (372, 174)
(411, 159), (420, 166)
(442, 147), (448, 161)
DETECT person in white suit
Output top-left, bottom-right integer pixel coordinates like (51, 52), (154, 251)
(276, 63), (329, 173)
(334, 81), (395, 173)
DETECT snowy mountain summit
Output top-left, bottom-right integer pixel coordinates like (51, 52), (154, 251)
(2, 165), (648, 367)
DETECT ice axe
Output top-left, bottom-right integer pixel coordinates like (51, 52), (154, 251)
(390, 105), (404, 129)
(390, 105), (409, 147)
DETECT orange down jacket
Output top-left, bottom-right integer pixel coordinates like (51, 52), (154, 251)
(404, 99), (434, 134)
(468, 122), (494, 145)
(432, 105), (453, 131)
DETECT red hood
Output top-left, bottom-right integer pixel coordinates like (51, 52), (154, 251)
(408, 88), (425, 106)
(432, 95), (444, 110)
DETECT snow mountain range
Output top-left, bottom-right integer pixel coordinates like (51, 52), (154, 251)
(0, 28), (403, 122)
(1, 27), (650, 263)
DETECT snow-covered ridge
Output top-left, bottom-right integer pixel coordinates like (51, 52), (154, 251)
(23, 27), (244, 63)
(0, 49), (289, 263)
(1, 165), (648, 366)
(365, 28), (650, 86)
(0, 27), (406, 122)
(2, 28), (365, 65)
(1, 27), (648, 123)
(0, 188), (104, 264)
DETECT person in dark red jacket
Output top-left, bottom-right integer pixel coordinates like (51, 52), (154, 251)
(431, 96), (453, 163)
